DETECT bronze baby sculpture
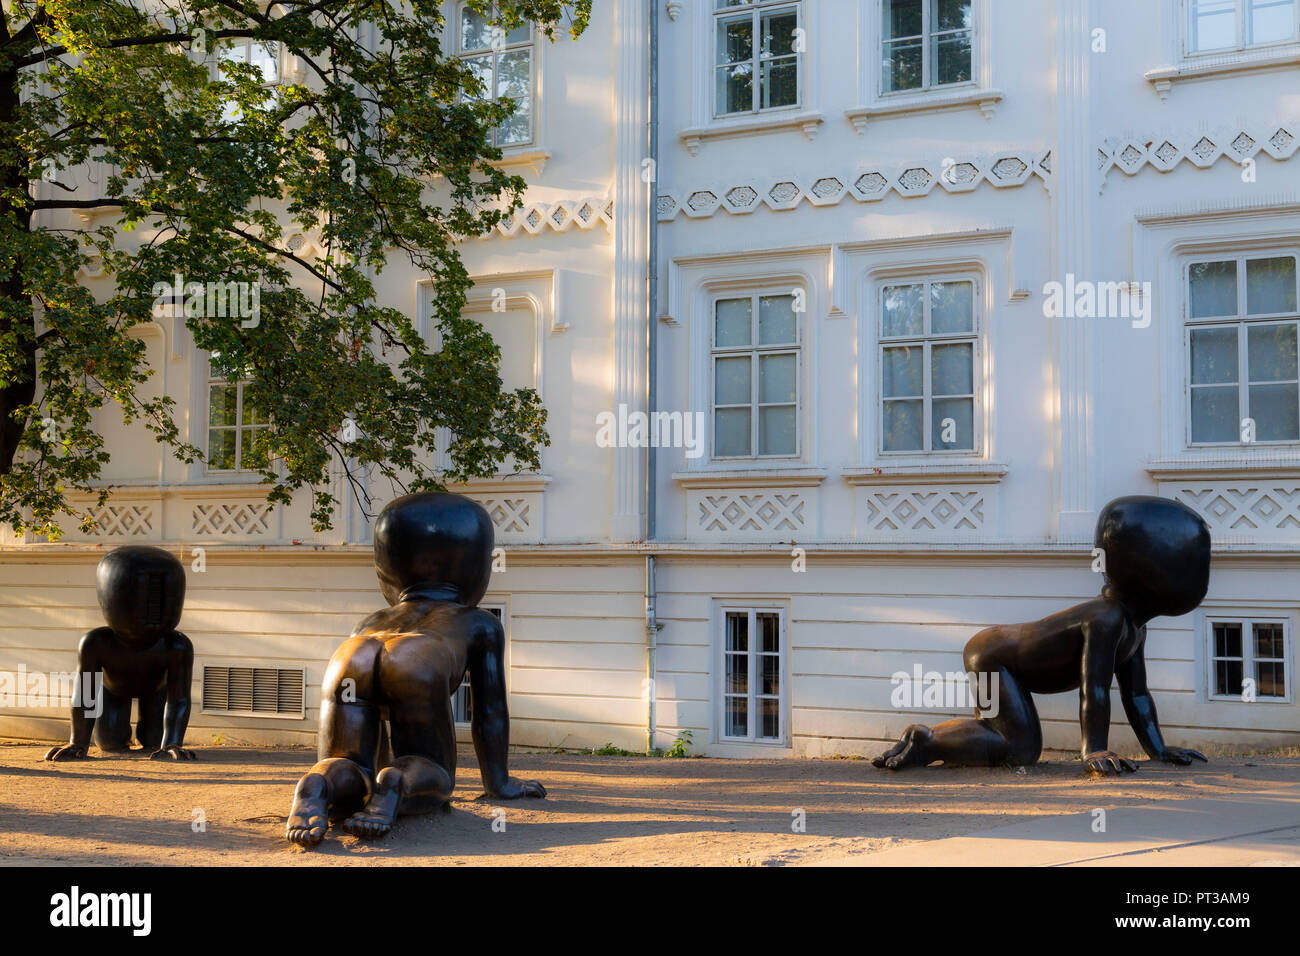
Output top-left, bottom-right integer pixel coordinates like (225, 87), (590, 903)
(287, 491), (544, 846)
(874, 495), (1211, 775)
(45, 545), (196, 761)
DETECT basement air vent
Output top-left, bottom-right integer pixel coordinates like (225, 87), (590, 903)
(202, 666), (305, 718)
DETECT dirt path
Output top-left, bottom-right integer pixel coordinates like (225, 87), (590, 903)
(3, 741), (1298, 866)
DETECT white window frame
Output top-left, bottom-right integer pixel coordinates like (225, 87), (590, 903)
(456, 1), (537, 148)
(205, 370), (268, 474)
(1183, 0), (1300, 56)
(878, 0), (977, 97)
(452, 603), (505, 725)
(875, 272), (981, 457)
(1206, 614), (1292, 702)
(711, 0), (805, 119)
(1183, 249), (1300, 448)
(717, 605), (787, 745)
(709, 289), (803, 462)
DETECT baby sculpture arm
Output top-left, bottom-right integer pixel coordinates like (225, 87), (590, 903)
(151, 631), (196, 761)
(1079, 609), (1136, 774)
(1116, 644), (1206, 767)
(468, 611), (545, 800)
(44, 628), (110, 761)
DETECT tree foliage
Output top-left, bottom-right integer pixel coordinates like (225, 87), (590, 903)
(0, 0), (590, 535)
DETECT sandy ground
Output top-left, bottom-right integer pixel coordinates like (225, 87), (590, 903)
(2, 740), (1299, 866)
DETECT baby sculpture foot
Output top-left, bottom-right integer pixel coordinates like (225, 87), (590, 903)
(342, 784), (399, 839)
(286, 772), (330, 847)
(872, 724), (934, 770)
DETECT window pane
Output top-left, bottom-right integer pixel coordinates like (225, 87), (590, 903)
(760, 654), (779, 696)
(716, 64), (753, 114)
(504, 21), (531, 45)
(496, 50), (530, 99)
(883, 0), (923, 38)
(760, 57), (799, 109)
(1214, 622), (1243, 658)
(759, 697), (780, 739)
(209, 384), (238, 427)
(881, 37), (922, 92)
(759, 405), (796, 455)
(758, 613), (780, 653)
(1189, 0), (1237, 51)
(1248, 0), (1297, 44)
(208, 429), (236, 470)
(758, 294), (797, 344)
(882, 346), (923, 397)
(934, 0), (972, 31)
(716, 14), (753, 63)
(759, 353), (796, 403)
(761, 10), (798, 56)
(1190, 327), (1239, 384)
(1191, 387), (1240, 442)
(726, 612), (748, 652)
(932, 397), (974, 450)
(726, 696), (748, 737)
(241, 429), (269, 470)
(725, 654), (747, 694)
(930, 281), (974, 334)
(714, 355), (752, 405)
(461, 7), (492, 51)
(249, 42), (278, 84)
(1255, 622), (1285, 659)
(931, 343), (973, 395)
(1256, 661), (1286, 697)
(715, 297), (752, 347)
(462, 54), (492, 99)
(240, 389), (266, 425)
(1189, 260), (1238, 318)
(714, 407), (751, 456)
(932, 32), (972, 85)
(883, 399), (924, 451)
(1247, 324), (1298, 381)
(1246, 256), (1298, 315)
(882, 284), (924, 336)
(497, 96), (531, 145)
(1248, 383), (1299, 440)
(1215, 659), (1244, 696)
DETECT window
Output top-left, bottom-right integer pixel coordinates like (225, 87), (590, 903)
(714, 0), (802, 117)
(1187, 0), (1298, 54)
(458, 3), (534, 146)
(452, 605), (504, 724)
(218, 38), (280, 85)
(721, 608), (784, 742)
(1186, 253), (1299, 445)
(1208, 616), (1290, 700)
(207, 374), (269, 472)
(879, 277), (978, 453)
(881, 0), (972, 94)
(711, 292), (800, 459)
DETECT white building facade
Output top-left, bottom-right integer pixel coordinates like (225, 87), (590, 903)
(3, 0), (1300, 758)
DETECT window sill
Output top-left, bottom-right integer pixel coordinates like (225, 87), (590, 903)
(1146, 455), (1300, 481)
(672, 466), (827, 489)
(679, 110), (825, 155)
(1145, 46), (1300, 100)
(845, 87), (1003, 133)
(489, 147), (551, 176)
(844, 462), (1008, 485)
(446, 473), (552, 494)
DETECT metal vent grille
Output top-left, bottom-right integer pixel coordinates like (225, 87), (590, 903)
(202, 666), (304, 717)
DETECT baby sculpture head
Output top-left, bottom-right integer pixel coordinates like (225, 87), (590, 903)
(373, 492), (494, 607)
(96, 546), (186, 648)
(1095, 495), (1211, 623)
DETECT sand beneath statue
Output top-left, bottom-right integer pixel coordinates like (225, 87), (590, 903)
(2, 741), (1298, 866)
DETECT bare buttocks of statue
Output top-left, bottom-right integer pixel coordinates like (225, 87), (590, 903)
(45, 546), (196, 762)
(873, 495), (1212, 775)
(287, 492), (544, 847)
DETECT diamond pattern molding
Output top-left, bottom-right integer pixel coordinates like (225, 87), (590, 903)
(1099, 123), (1298, 181)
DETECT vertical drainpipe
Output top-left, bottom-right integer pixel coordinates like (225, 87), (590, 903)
(644, 0), (661, 756)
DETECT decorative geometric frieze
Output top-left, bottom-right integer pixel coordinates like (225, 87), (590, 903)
(659, 152), (1049, 222)
(485, 197), (613, 239)
(1169, 484), (1300, 541)
(856, 487), (989, 540)
(476, 497), (532, 535)
(82, 503), (156, 537)
(191, 502), (272, 537)
(694, 491), (808, 538)
(1098, 123), (1299, 183)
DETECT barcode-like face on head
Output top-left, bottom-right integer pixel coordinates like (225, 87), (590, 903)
(141, 573), (167, 629)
